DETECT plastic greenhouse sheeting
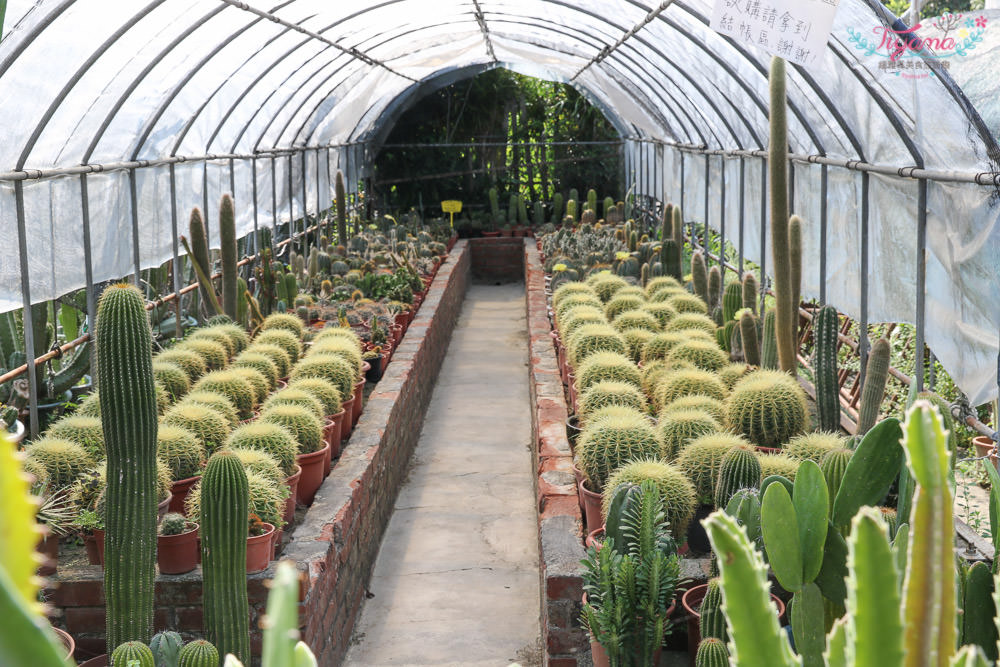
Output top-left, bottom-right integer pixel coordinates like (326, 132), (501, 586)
(0, 0), (999, 402)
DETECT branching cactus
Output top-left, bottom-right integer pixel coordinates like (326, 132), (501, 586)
(814, 305), (840, 432)
(98, 284), (159, 652)
(201, 451), (250, 664)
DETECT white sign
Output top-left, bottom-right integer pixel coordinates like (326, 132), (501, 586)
(710, 0), (842, 67)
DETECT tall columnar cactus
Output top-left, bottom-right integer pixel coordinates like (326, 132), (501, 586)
(743, 272), (758, 313)
(518, 195), (529, 225)
(789, 215), (803, 340)
(699, 578), (727, 642)
(550, 192), (564, 223)
(189, 207), (214, 316)
(740, 311), (761, 367)
(708, 266), (721, 310)
(219, 194), (238, 321)
(566, 198), (577, 224)
(97, 284), (159, 653)
(533, 201), (544, 227)
(507, 193), (518, 225)
(856, 338), (890, 435)
(714, 446), (761, 508)
(662, 240), (681, 282)
(761, 309), (778, 370)
(696, 638), (730, 667)
(769, 57), (796, 375)
(177, 640), (219, 667)
(660, 202), (673, 241)
(200, 451), (250, 664)
(335, 170), (347, 247)
(488, 187), (500, 222)
(814, 305), (840, 432)
(628, 230), (638, 252)
(819, 448), (852, 507)
(587, 188), (597, 215)
(692, 251), (708, 303)
(672, 205), (684, 248)
(723, 282), (743, 321)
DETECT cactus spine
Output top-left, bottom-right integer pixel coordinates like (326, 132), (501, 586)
(714, 446), (761, 509)
(769, 57), (796, 375)
(856, 338), (890, 435)
(761, 309), (778, 370)
(111, 641), (155, 667)
(201, 451), (250, 664)
(692, 251), (708, 303)
(699, 578), (727, 642)
(219, 194), (238, 321)
(178, 640), (219, 667)
(743, 272), (758, 313)
(335, 170), (347, 247)
(98, 284), (158, 653)
(696, 638), (730, 667)
(741, 311), (761, 367)
(723, 282), (742, 321)
(814, 305), (840, 432)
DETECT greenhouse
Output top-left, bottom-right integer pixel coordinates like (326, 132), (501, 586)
(1, 0), (1000, 665)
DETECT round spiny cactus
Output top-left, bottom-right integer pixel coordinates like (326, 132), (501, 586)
(567, 324), (627, 368)
(648, 286), (687, 303)
(46, 415), (105, 459)
(718, 362), (751, 388)
(785, 431), (850, 462)
(656, 368), (727, 408)
(611, 309), (660, 334)
(662, 395), (725, 425)
(714, 445), (761, 508)
(154, 382), (172, 415)
(695, 637), (729, 667)
(152, 360), (191, 403)
(187, 328), (236, 359)
(556, 295), (604, 325)
(227, 447), (285, 487)
(287, 377), (343, 416)
(246, 342), (293, 378)
(641, 331), (712, 365)
(289, 354), (355, 403)
(667, 293), (709, 315)
(575, 351), (641, 394)
(260, 312), (305, 339)
(552, 282), (597, 310)
(111, 641), (155, 667)
(724, 369), (809, 447)
(559, 307), (607, 339)
(155, 348), (208, 384)
(308, 340), (363, 378)
(658, 409), (722, 460)
(260, 404), (324, 454)
(184, 467), (285, 530)
(579, 381), (648, 421)
(178, 639), (219, 667)
(621, 328), (654, 364)
(176, 338), (229, 371)
(159, 512), (190, 536)
(231, 352), (280, 391)
(676, 432), (751, 502)
(758, 452), (799, 482)
(253, 329), (302, 365)
(664, 312), (718, 337)
(642, 302), (677, 328)
(614, 286), (645, 300)
(176, 391), (239, 429)
(227, 366), (269, 406)
(600, 458), (697, 539)
(156, 458), (173, 502)
(24, 437), (95, 489)
(644, 276), (681, 298)
(207, 323), (250, 355)
(604, 295), (646, 322)
(157, 424), (206, 481)
(314, 326), (363, 352)
(666, 339), (729, 373)
(77, 391), (102, 417)
(23, 456), (51, 494)
(261, 387), (325, 420)
(192, 371), (256, 420)
(820, 448), (853, 504)
(224, 422), (299, 476)
(576, 413), (662, 493)
(585, 273), (629, 302)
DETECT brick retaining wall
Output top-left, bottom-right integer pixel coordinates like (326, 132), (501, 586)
(469, 237), (525, 282)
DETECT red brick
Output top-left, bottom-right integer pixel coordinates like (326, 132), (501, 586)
(65, 606), (106, 633)
(48, 579), (104, 607)
(175, 605), (203, 629)
(549, 658), (581, 667)
(546, 574), (583, 601)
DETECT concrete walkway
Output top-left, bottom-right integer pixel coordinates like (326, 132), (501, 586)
(345, 283), (542, 667)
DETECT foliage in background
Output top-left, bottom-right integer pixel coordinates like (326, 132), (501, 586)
(373, 68), (621, 215)
(884, 0), (986, 18)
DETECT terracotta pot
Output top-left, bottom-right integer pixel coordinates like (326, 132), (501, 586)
(53, 627), (75, 663)
(585, 527), (605, 550)
(578, 478), (604, 532)
(79, 656), (108, 667)
(566, 415), (582, 452)
(973, 436), (998, 470)
(273, 526), (284, 559)
(755, 445), (782, 455)
(352, 378), (365, 424)
(83, 531), (102, 565)
(296, 443), (331, 506)
(325, 409), (346, 463)
(157, 522), (199, 575)
(482, 230), (501, 237)
(572, 464), (586, 516)
(37, 534), (59, 576)
(682, 583), (786, 657)
(283, 465), (301, 524)
(341, 398), (355, 434)
(158, 495), (172, 522)
(92, 528), (105, 565)
(246, 523), (275, 574)
(169, 475), (200, 514)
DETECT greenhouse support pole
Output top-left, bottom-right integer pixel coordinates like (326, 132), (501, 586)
(820, 165), (828, 305)
(789, 161), (795, 214)
(679, 150), (685, 217)
(738, 156), (745, 276)
(915, 177), (928, 393)
(202, 161), (210, 246)
(703, 153), (710, 253)
(251, 157), (260, 257)
(929, 351), (936, 391)
(169, 163), (183, 341)
(271, 156), (278, 240)
(301, 150), (309, 258)
(229, 158), (236, 200)
(129, 168), (141, 286)
(858, 172), (871, 390)
(287, 154), (295, 255)
(79, 174), (97, 387)
(719, 156), (726, 281)
(315, 148), (322, 235)
(759, 156), (767, 315)
(14, 181), (39, 438)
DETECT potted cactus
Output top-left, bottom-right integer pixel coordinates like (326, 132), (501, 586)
(157, 512), (199, 575)
(1, 403), (24, 445)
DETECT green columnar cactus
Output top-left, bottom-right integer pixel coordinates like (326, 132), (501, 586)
(533, 201), (544, 227)
(111, 641), (154, 667)
(489, 187), (500, 222)
(219, 194), (238, 321)
(507, 193), (518, 225)
(714, 445), (761, 508)
(150, 631), (183, 667)
(769, 57), (795, 375)
(189, 208), (215, 316)
(178, 640), (219, 667)
(741, 311), (762, 367)
(856, 337), (890, 435)
(708, 266), (721, 310)
(725, 369), (809, 447)
(814, 305), (840, 432)
(692, 251), (709, 304)
(662, 239), (682, 282)
(575, 413), (662, 492)
(200, 451), (250, 664)
(628, 230), (638, 253)
(761, 309), (778, 370)
(518, 195), (528, 224)
(335, 171), (347, 246)
(699, 578), (727, 641)
(97, 284), (159, 653)
(587, 188), (597, 215)
(743, 273), (759, 313)
(551, 193), (564, 223)
(566, 199), (577, 224)
(960, 562), (998, 660)
(789, 215), (802, 341)
(820, 449), (853, 507)
(696, 637), (729, 667)
(660, 203), (672, 241)
(723, 282), (743, 321)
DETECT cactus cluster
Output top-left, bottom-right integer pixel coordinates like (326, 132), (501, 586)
(656, 368), (727, 407)
(176, 339), (228, 371)
(662, 394), (725, 425)
(676, 433), (750, 504)
(575, 410), (662, 492)
(157, 424), (206, 481)
(784, 431), (848, 462)
(260, 404), (324, 454)
(245, 342), (293, 378)
(620, 328), (654, 364)
(578, 381), (648, 421)
(228, 447), (285, 488)
(566, 324), (627, 368)
(231, 351), (280, 391)
(666, 339), (729, 373)
(175, 390), (239, 428)
(575, 351), (641, 393)
(585, 273), (629, 303)
(155, 348), (208, 383)
(46, 415), (105, 459)
(668, 293), (709, 316)
(603, 295), (645, 322)
(664, 312), (717, 338)
(24, 437), (95, 489)
(611, 309), (660, 334)
(600, 459), (697, 538)
(289, 354), (356, 404)
(758, 452), (799, 482)
(724, 369), (808, 447)
(225, 422), (299, 477)
(261, 388), (325, 420)
(658, 409), (721, 460)
(191, 370), (256, 420)
(227, 366), (269, 406)
(308, 340), (363, 378)
(188, 328), (236, 359)
(287, 377), (342, 416)
(253, 329), (302, 365)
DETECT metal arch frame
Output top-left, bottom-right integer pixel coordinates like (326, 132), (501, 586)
(569, 0), (673, 82)
(470, 0), (497, 63)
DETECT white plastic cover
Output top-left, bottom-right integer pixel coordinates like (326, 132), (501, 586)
(0, 0), (998, 402)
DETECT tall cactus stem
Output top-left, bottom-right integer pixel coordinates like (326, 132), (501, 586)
(219, 194), (238, 321)
(814, 305), (840, 432)
(741, 312), (761, 367)
(769, 57), (795, 375)
(856, 338), (890, 435)
(335, 171), (347, 247)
